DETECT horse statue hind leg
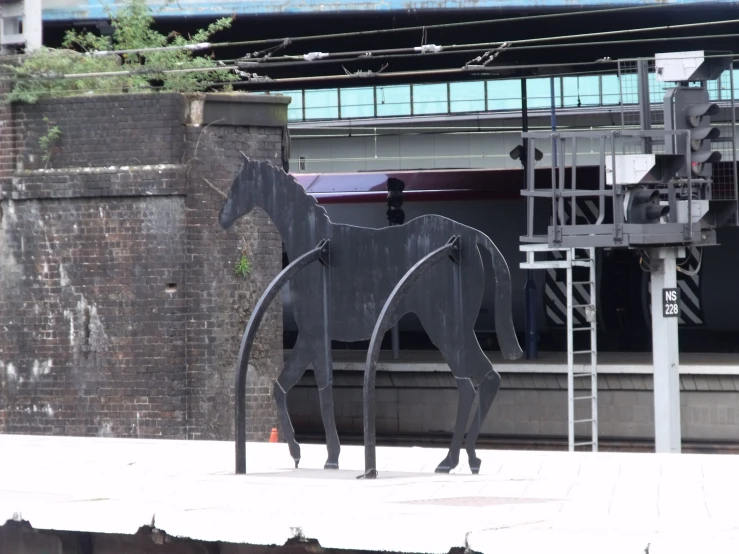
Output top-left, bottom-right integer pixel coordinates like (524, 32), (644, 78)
(361, 227), (521, 479)
(433, 230), (520, 474)
(417, 282), (503, 475)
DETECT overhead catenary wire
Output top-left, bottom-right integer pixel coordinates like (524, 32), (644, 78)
(1, 52), (617, 85)
(6, 49), (739, 93)
(246, 17), (739, 66)
(0, 59), (628, 101)
(90, 42), (214, 56)
(4, 20), (739, 88)
(212, 59), (618, 90)
(2, 61), (264, 82)
(81, 2), (695, 56)
(233, 33), (739, 71)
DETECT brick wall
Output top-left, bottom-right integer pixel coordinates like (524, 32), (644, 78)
(15, 95), (186, 170)
(183, 123), (284, 441)
(0, 61), (19, 433)
(0, 92), (287, 440)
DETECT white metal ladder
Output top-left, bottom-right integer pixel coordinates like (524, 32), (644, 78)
(520, 244), (599, 452)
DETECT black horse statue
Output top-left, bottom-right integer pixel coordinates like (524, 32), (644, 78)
(219, 158), (522, 477)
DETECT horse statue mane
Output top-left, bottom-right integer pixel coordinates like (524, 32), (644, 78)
(219, 158), (331, 241)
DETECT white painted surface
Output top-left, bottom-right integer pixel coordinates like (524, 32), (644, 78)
(650, 248), (682, 453)
(2, 435), (739, 553)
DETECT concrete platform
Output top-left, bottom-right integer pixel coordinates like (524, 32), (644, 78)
(2, 435), (739, 553)
(327, 349), (739, 375)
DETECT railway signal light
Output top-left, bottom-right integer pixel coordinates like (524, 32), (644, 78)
(509, 144), (543, 164)
(387, 177), (405, 226)
(625, 187), (669, 224)
(656, 50), (732, 180)
(663, 85), (722, 179)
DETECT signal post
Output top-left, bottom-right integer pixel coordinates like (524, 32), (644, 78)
(649, 247), (683, 453)
(520, 50), (732, 455)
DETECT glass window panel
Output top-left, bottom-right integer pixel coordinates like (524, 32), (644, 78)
(526, 77), (561, 109)
(377, 85), (411, 116)
(340, 87), (374, 119)
(449, 81), (485, 113)
(413, 83), (448, 115)
(648, 73), (667, 104)
(282, 90), (303, 121)
(487, 80), (521, 110)
(618, 73), (638, 105)
(562, 76), (600, 107)
(718, 70), (732, 101)
(304, 88), (338, 120)
(708, 78), (721, 101)
(601, 74), (621, 105)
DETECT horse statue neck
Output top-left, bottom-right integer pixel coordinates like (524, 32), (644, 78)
(249, 168), (331, 257)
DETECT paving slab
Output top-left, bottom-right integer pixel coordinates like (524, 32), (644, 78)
(1, 434), (739, 553)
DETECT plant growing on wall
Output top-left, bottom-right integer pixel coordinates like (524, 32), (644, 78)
(4, 0), (239, 103)
(39, 116), (62, 167)
(234, 253), (252, 278)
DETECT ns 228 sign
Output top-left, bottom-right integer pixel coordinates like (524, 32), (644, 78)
(663, 288), (680, 318)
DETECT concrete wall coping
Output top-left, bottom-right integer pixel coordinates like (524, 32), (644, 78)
(185, 92), (290, 127)
(203, 92), (291, 105)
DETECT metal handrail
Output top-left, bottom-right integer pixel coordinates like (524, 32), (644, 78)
(521, 129), (695, 245)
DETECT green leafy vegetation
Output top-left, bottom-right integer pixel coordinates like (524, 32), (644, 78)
(38, 116), (62, 165)
(4, 0), (239, 103)
(234, 254), (252, 278)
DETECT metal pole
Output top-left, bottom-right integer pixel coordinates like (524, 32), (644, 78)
(566, 248), (574, 451)
(637, 59), (652, 154)
(551, 77), (560, 243)
(617, 61), (626, 129)
(387, 179), (404, 360)
(650, 247), (682, 453)
(522, 78), (538, 360)
(730, 63), (738, 226)
(551, 76), (558, 170)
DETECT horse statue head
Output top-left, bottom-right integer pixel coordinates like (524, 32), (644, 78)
(218, 158), (260, 230)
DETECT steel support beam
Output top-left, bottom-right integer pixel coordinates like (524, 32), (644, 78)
(637, 59), (653, 154)
(522, 78), (539, 361)
(649, 246), (682, 454)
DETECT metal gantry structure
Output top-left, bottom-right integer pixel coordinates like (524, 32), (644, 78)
(520, 50), (737, 453)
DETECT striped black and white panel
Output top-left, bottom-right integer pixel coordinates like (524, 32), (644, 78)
(645, 246), (704, 326)
(543, 199), (600, 328)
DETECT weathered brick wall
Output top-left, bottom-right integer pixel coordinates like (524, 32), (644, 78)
(0, 62), (20, 433)
(0, 92), (287, 440)
(183, 122), (284, 441)
(15, 95), (186, 170)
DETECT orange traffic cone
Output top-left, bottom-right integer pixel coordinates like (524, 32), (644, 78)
(269, 427), (279, 443)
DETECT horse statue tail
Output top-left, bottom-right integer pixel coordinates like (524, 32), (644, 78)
(475, 231), (524, 361)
